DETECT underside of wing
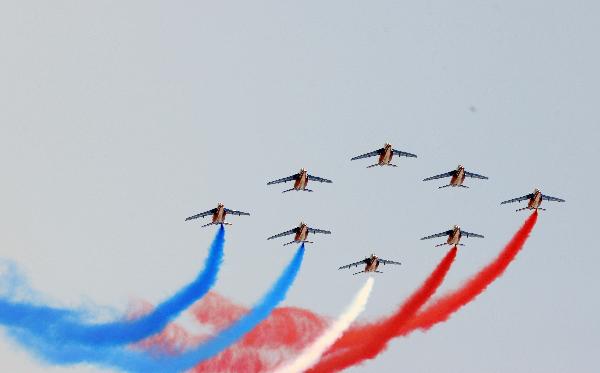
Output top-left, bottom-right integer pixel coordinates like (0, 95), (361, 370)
(308, 227), (332, 235)
(379, 259), (402, 266)
(500, 194), (533, 204)
(462, 230), (484, 238)
(224, 208), (250, 216)
(392, 149), (417, 158)
(339, 259), (368, 270)
(267, 228), (298, 240)
(350, 148), (383, 161)
(423, 171), (455, 181)
(542, 194), (566, 202)
(464, 171), (489, 179)
(267, 174), (298, 185)
(420, 230), (452, 240)
(307, 174), (333, 183)
(185, 208), (216, 221)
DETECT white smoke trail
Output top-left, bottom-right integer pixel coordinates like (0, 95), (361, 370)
(272, 277), (375, 373)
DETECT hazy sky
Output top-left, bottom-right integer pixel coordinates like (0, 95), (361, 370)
(1, 1), (599, 372)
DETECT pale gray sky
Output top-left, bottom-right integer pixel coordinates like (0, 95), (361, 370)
(1, 1), (599, 372)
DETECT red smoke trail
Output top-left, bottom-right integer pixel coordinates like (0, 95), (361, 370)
(133, 294), (327, 372)
(307, 246), (457, 373)
(192, 305), (327, 372)
(311, 211), (538, 372)
(186, 246), (455, 373)
(402, 211), (538, 333)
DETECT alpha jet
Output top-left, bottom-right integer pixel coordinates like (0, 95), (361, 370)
(267, 168), (332, 193)
(185, 203), (250, 227)
(423, 164), (488, 189)
(421, 225), (484, 247)
(500, 188), (565, 211)
(350, 143), (417, 168)
(339, 254), (402, 275)
(267, 221), (331, 246)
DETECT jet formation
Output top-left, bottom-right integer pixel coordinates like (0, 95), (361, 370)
(184, 142), (565, 276)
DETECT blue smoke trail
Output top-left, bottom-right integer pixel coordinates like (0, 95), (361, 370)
(6, 245), (306, 373)
(0, 226), (225, 346)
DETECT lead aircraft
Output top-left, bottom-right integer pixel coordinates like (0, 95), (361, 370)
(350, 143), (417, 168)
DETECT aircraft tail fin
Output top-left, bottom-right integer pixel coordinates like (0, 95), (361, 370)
(282, 188), (296, 193)
(438, 184), (451, 189)
(202, 222), (231, 228)
(352, 270), (366, 275)
(435, 242), (447, 247)
(366, 164), (379, 168)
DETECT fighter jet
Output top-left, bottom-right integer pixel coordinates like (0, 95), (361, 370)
(339, 254), (402, 275)
(267, 221), (331, 246)
(185, 203), (250, 227)
(267, 168), (332, 193)
(350, 143), (417, 168)
(421, 225), (484, 247)
(423, 164), (488, 188)
(500, 188), (565, 211)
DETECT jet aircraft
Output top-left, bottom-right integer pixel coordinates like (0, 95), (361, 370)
(338, 254), (402, 275)
(350, 143), (417, 168)
(267, 221), (331, 246)
(500, 188), (565, 211)
(267, 168), (332, 193)
(421, 225), (484, 247)
(185, 203), (250, 227)
(423, 164), (488, 188)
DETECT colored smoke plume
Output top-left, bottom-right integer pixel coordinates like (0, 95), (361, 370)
(191, 297), (327, 372)
(0, 226), (226, 346)
(403, 211), (538, 332)
(5, 244), (305, 372)
(272, 276), (374, 373)
(312, 212), (537, 372)
(308, 246), (457, 373)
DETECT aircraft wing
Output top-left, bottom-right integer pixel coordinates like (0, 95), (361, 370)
(185, 208), (217, 221)
(224, 208), (250, 216)
(420, 230), (452, 240)
(462, 230), (484, 238)
(500, 194), (533, 204)
(379, 258), (402, 266)
(464, 171), (489, 179)
(307, 174), (333, 183)
(392, 149), (417, 158)
(339, 259), (368, 270)
(307, 227), (332, 235)
(267, 174), (298, 185)
(423, 171), (455, 181)
(267, 228), (298, 240)
(542, 194), (565, 202)
(350, 148), (383, 161)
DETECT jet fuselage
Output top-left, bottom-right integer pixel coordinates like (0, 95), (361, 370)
(449, 165), (466, 186)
